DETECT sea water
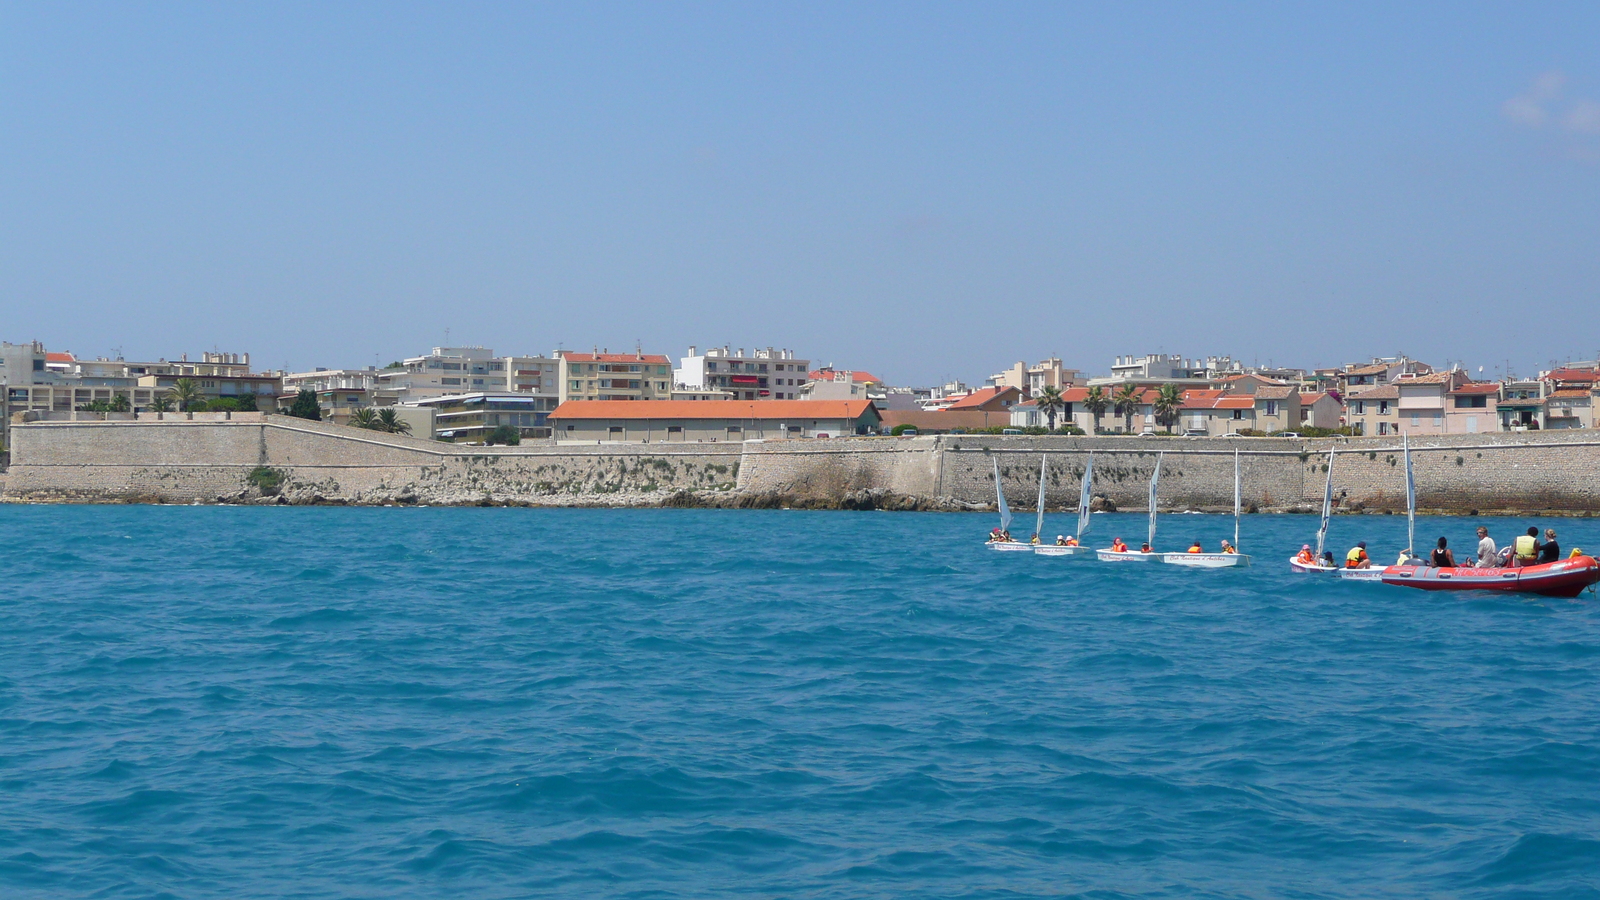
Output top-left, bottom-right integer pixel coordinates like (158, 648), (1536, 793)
(1, 506), (1597, 899)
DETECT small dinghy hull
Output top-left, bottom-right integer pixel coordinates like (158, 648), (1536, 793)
(1381, 556), (1600, 599)
(1034, 545), (1089, 557)
(1163, 552), (1251, 568)
(1095, 549), (1162, 562)
(987, 541), (1034, 552)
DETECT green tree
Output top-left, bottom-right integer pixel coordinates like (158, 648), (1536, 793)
(234, 392), (258, 412)
(1113, 384), (1142, 433)
(1034, 385), (1065, 431)
(484, 424), (521, 445)
(108, 394), (131, 412)
(1083, 386), (1109, 433)
(384, 360), (404, 369)
(376, 408), (411, 435)
(148, 395), (173, 413)
(349, 407), (380, 429)
(1153, 384), (1183, 433)
(286, 389), (323, 421)
(206, 398), (239, 412)
(168, 377), (204, 412)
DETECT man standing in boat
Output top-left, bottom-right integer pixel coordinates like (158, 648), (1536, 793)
(1476, 527), (1498, 568)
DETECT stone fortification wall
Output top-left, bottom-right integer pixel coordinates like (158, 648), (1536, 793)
(3, 418), (1598, 513)
(3, 416), (743, 505)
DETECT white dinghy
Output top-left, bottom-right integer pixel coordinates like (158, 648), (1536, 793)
(1287, 443), (1388, 581)
(986, 457), (1031, 551)
(1162, 449), (1251, 568)
(1097, 452), (1163, 562)
(1035, 452), (1094, 556)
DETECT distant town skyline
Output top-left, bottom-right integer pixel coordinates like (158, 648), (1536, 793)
(4, 3), (1598, 384)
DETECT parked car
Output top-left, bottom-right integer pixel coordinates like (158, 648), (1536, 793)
(1002, 428), (1022, 435)
(1182, 429), (1208, 437)
(1222, 431), (1247, 437)
(1277, 432), (1302, 438)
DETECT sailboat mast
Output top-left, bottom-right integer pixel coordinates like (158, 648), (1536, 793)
(1316, 447), (1335, 559)
(1404, 435), (1415, 557)
(1234, 448), (1241, 550)
(1148, 453), (1163, 548)
(1035, 454), (1047, 540)
(1077, 453), (1094, 538)
(993, 458), (1012, 533)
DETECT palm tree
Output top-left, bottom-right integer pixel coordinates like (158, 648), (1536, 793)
(349, 407), (380, 430)
(148, 395), (173, 413)
(1084, 386), (1109, 434)
(1035, 386), (1065, 431)
(1113, 384), (1142, 433)
(168, 377), (203, 412)
(1153, 384), (1182, 433)
(376, 408), (411, 435)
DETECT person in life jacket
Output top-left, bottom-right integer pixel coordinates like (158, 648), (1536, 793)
(1055, 535), (1068, 546)
(1513, 527), (1540, 566)
(1346, 541), (1371, 569)
(1220, 540), (1236, 554)
(1140, 542), (1154, 553)
(1187, 540), (1203, 554)
(1065, 535), (1079, 546)
(1111, 537), (1128, 553)
(1030, 532), (1041, 545)
(989, 528), (1002, 543)
(1295, 544), (1317, 565)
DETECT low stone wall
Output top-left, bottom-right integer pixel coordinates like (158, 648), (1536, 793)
(3, 417), (1598, 513)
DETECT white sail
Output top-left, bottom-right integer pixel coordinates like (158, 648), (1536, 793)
(1404, 434), (1415, 557)
(1233, 448), (1242, 550)
(994, 458), (1013, 533)
(1077, 453), (1094, 538)
(1147, 452), (1163, 548)
(1315, 447), (1335, 559)
(1034, 454), (1048, 540)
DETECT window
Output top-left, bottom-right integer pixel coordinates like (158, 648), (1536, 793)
(1354, 401), (1364, 415)
(1265, 401), (1277, 416)
(566, 424), (575, 431)
(1433, 414), (1442, 426)
(727, 425), (742, 434)
(1411, 414), (1420, 426)
(667, 425), (682, 433)
(609, 426), (624, 435)
(442, 378), (461, 385)
(1379, 401), (1389, 414)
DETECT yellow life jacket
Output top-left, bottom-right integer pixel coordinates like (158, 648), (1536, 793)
(1346, 547), (1366, 566)
(1515, 535), (1537, 558)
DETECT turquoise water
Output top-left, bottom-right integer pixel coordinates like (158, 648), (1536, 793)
(2, 506), (1598, 899)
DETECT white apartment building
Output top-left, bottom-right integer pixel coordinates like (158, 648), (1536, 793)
(674, 346), (810, 400)
(376, 347), (560, 405)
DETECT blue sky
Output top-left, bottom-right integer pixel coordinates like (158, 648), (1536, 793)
(3, 2), (1597, 384)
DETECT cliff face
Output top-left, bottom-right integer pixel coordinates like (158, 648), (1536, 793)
(4, 415), (1599, 515)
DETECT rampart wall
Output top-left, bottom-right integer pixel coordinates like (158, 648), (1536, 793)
(2, 416), (1597, 514)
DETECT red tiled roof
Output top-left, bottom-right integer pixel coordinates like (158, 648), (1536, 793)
(549, 399), (878, 420)
(1450, 382), (1500, 395)
(1301, 392), (1334, 403)
(1396, 372), (1460, 385)
(807, 370), (881, 384)
(1547, 389), (1591, 400)
(45, 352), (76, 362)
(562, 353), (671, 364)
(1344, 363), (1391, 376)
(1216, 396), (1256, 409)
(945, 386), (1021, 410)
(1547, 368), (1599, 382)
(1254, 385), (1299, 400)
(1350, 385), (1400, 401)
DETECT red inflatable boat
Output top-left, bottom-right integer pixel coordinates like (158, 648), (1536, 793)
(1380, 555), (1600, 598)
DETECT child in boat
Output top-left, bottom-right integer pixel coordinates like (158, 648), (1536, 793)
(1220, 540), (1236, 554)
(1140, 542), (1154, 553)
(1066, 535), (1079, 546)
(1187, 541), (1203, 553)
(1430, 537), (1456, 568)
(1345, 542), (1371, 569)
(1030, 533), (1041, 545)
(1055, 535), (1068, 546)
(1295, 544), (1316, 565)
(1111, 538), (1128, 553)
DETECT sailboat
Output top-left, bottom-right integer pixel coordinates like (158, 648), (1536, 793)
(1162, 448), (1251, 568)
(1289, 442), (1387, 581)
(1096, 452), (1163, 562)
(1290, 445), (1339, 572)
(987, 457), (1031, 551)
(1035, 453), (1093, 556)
